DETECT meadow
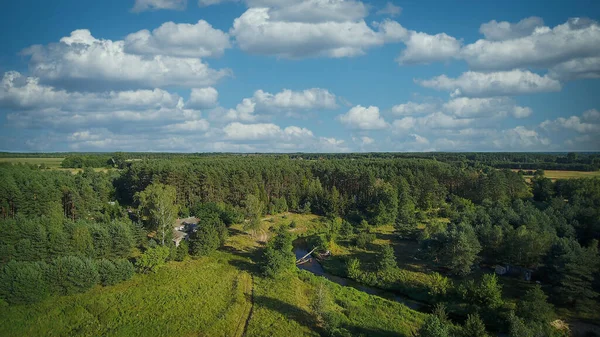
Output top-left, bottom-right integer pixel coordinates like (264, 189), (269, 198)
(0, 157), (64, 168)
(0, 213), (425, 337)
(513, 169), (600, 181)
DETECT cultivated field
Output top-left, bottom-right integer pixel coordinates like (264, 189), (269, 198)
(0, 157), (64, 168)
(512, 169), (600, 181)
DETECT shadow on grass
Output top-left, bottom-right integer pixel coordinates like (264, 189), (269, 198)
(253, 295), (322, 334)
(345, 325), (407, 337)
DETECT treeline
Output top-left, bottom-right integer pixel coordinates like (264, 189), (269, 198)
(0, 216), (141, 304)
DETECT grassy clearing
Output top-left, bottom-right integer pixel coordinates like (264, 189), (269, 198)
(512, 169), (600, 182)
(0, 213), (426, 337)
(0, 157), (64, 168)
(247, 271), (424, 337)
(0, 254), (251, 337)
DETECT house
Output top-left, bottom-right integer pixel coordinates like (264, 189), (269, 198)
(172, 217), (200, 247)
(495, 264), (533, 281)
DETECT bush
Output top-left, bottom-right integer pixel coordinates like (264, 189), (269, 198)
(113, 259), (134, 281)
(0, 260), (49, 304)
(354, 233), (375, 249)
(136, 246), (170, 273)
(47, 256), (99, 295)
(96, 259), (119, 286)
(175, 241), (189, 261)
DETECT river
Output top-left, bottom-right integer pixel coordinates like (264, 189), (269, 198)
(293, 239), (427, 312)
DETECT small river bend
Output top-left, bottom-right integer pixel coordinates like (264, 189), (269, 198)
(293, 239), (427, 312)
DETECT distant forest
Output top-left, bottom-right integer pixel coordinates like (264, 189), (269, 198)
(2, 151), (599, 171)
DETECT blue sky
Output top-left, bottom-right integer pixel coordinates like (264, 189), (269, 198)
(1, 0), (599, 152)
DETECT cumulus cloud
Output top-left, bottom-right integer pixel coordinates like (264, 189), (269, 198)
(186, 87), (219, 109)
(549, 56), (600, 80)
(209, 87), (337, 122)
(376, 2), (402, 17)
(22, 29), (230, 90)
(231, 8), (385, 58)
(462, 18), (600, 72)
(540, 110), (600, 133)
(391, 102), (436, 115)
(132, 0), (187, 12)
(338, 105), (388, 130)
(492, 126), (551, 150)
(416, 69), (561, 97)
(443, 97), (532, 119)
(124, 20), (231, 58)
(0, 71), (216, 134)
(479, 17), (544, 41)
(397, 32), (462, 64)
(253, 88), (338, 112)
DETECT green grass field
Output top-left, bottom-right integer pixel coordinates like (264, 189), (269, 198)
(512, 169), (600, 181)
(0, 213), (425, 337)
(0, 157), (64, 168)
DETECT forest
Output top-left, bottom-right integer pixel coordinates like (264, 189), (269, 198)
(0, 153), (599, 337)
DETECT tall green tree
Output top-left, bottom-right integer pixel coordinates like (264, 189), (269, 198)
(135, 183), (179, 246)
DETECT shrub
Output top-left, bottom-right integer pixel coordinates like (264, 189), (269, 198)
(136, 246), (170, 273)
(113, 259), (134, 281)
(355, 233), (375, 249)
(96, 259), (119, 286)
(47, 256), (99, 295)
(0, 260), (49, 304)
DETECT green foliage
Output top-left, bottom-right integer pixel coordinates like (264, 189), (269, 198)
(0, 260), (48, 304)
(346, 258), (361, 279)
(175, 240), (189, 261)
(135, 183), (178, 246)
(516, 285), (555, 324)
(418, 314), (451, 337)
(544, 237), (600, 309)
(354, 232), (375, 249)
(377, 244), (396, 273)
(426, 222), (481, 276)
(47, 256), (99, 295)
(461, 313), (488, 337)
(428, 272), (451, 298)
(262, 227), (295, 278)
(136, 246), (170, 273)
(460, 274), (503, 311)
(189, 215), (227, 256)
(96, 259), (118, 286)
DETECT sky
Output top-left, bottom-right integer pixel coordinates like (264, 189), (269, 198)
(0, 0), (599, 153)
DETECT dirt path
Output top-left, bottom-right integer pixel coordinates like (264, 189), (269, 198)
(232, 272), (254, 337)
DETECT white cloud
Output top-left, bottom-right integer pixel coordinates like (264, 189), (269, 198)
(247, 0), (368, 23)
(253, 88), (338, 112)
(583, 109), (600, 121)
(338, 105), (388, 130)
(549, 56), (600, 80)
(397, 32), (461, 65)
(230, 5), (405, 59)
(0, 71), (216, 134)
(376, 2), (401, 17)
(541, 111), (600, 133)
(186, 87), (219, 109)
(132, 0), (187, 12)
(479, 17), (544, 41)
(443, 97), (532, 119)
(222, 122), (313, 141)
(416, 69), (561, 97)
(391, 102), (436, 115)
(124, 20), (230, 58)
(492, 126), (550, 150)
(163, 119), (210, 132)
(462, 18), (600, 72)
(208, 87), (337, 122)
(22, 29), (230, 90)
